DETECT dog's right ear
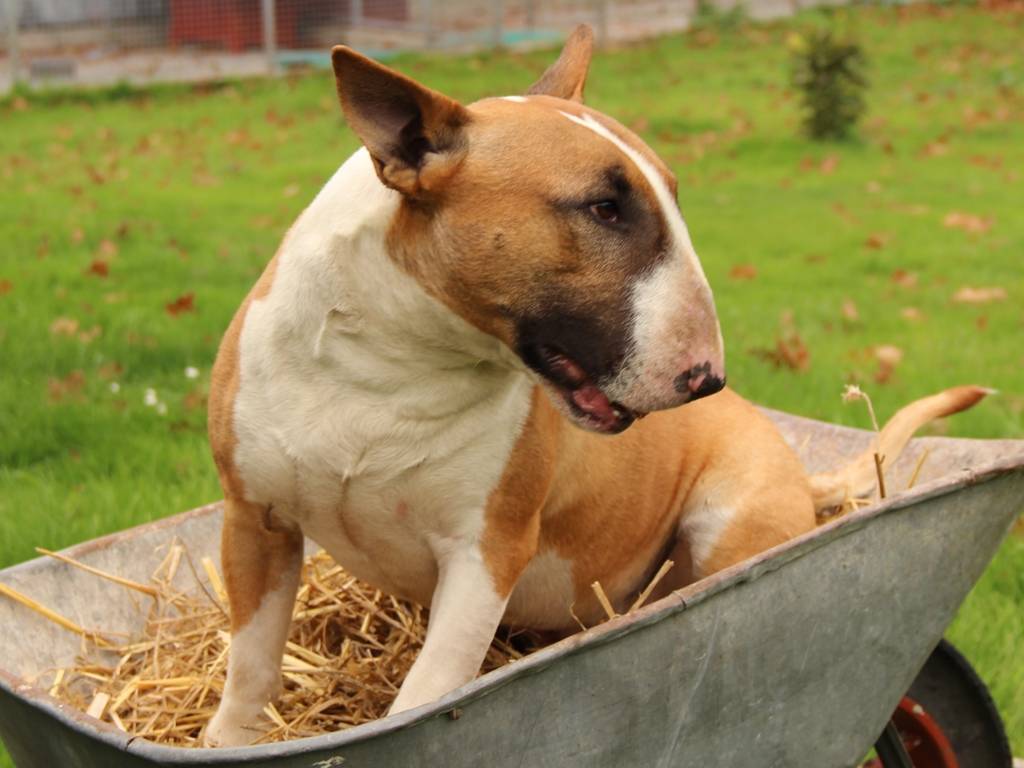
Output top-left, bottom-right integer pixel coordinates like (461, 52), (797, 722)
(526, 25), (593, 103)
(331, 47), (470, 198)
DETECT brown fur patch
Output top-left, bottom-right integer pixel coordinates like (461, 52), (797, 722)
(208, 253), (280, 500)
(221, 497), (303, 631)
(529, 389), (815, 615)
(480, 387), (560, 596)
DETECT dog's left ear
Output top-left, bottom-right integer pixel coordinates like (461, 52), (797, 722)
(331, 46), (470, 198)
(526, 25), (593, 103)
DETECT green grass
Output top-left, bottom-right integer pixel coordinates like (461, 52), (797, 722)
(1, 5), (1022, 762)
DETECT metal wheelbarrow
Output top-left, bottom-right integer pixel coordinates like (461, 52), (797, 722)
(1, 408), (1022, 767)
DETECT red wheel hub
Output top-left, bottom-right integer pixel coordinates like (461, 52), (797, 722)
(863, 696), (959, 768)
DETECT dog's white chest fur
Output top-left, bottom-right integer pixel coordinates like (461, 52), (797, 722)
(229, 150), (539, 605)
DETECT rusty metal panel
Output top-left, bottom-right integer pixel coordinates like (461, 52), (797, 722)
(1, 419), (1022, 767)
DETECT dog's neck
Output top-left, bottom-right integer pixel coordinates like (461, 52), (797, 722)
(274, 148), (526, 397)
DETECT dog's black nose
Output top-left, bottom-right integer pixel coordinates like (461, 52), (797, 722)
(673, 362), (726, 402)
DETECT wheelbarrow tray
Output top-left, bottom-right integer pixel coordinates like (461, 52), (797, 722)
(1, 410), (1022, 768)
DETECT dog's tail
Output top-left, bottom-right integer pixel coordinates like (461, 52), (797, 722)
(809, 385), (992, 511)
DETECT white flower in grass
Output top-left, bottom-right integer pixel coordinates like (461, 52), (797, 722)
(185, 366), (199, 380)
(109, 382), (121, 394)
(144, 388), (158, 407)
(156, 402), (168, 416)
(841, 384), (864, 403)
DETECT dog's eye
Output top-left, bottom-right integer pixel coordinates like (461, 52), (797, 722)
(589, 201), (619, 224)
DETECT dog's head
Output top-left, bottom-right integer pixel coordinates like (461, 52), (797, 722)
(331, 26), (724, 435)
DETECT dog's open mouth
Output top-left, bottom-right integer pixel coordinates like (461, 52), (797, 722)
(530, 344), (642, 434)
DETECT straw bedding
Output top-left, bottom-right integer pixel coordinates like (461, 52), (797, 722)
(18, 542), (667, 747)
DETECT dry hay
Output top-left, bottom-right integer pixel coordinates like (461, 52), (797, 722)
(9, 542), (671, 748)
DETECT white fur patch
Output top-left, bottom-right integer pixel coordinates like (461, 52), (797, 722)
(206, 581), (298, 746)
(679, 502), (737, 579)
(501, 95), (528, 103)
(390, 543), (508, 714)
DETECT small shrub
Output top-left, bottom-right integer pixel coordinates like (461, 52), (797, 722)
(789, 28), (868, 140)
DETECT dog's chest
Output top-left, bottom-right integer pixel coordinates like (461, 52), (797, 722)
(231, 296), (536, 604)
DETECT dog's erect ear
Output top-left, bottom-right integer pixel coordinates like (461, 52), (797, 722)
(331, 46), (470, 197)
(526, 25), (594, 103)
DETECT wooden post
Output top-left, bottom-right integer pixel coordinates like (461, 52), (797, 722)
(596, 0), (609, 49)
(351, 0), (363, 26)
(261, 0), (277, 75)
(5, 0), (20, 89)
(491, 0), (504, 48)
(423, 0), (435, 48)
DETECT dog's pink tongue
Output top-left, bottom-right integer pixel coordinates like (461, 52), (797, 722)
(571, 384), (617, 425)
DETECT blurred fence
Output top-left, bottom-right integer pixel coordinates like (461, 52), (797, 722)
(0, 0), (822, 92)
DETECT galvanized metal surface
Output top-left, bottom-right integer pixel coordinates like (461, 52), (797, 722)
(1, 413), (1022, 767)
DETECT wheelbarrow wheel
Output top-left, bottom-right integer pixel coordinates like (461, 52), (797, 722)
(870, 638), (1012, 768)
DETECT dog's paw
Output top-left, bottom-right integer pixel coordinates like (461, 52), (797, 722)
(203, 710), (266, 748)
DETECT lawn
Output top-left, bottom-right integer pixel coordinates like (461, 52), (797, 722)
(1, 4), (1022, 762)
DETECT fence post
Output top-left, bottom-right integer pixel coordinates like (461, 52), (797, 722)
(492, 0), (504, 48)
(261, 0), (278, 75)
(351, 0), (364, 26)
(5, 0), (20, 89)
(423, 0), (435, 48)
(595, 0), (609, 48)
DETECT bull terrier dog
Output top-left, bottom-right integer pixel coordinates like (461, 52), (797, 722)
(204, 26), (986, 745)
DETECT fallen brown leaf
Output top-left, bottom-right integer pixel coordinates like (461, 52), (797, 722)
(865, 233), (889, 250)
(87, 259), (109, 278)
(78, 325), (102, 344)
(921, 138), (950, 157)
(97, 239), (119, 258)
(0, 279), (11, 296)
(873, 345), (904, 384)
(943, 211), (993, 234)
(98, 362), (123, 380)
(841, 299), (860, 322)
(969, 154), (1003, 170)
(891, 270), (918, 288)
(751, 312), (810, 372)
(184, 389), (208, 412)
(832, 203), (859, 225)
(901, 307), (924, 322)
(165, 293), (196, 317)
(630, 117), (650, 133)
(952, 286), (1007, 304)
(50, 317), (80, 336)
(728, 264), (758, 281)
(48, 371), (86, 403)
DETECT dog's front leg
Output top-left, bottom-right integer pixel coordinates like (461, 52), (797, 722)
(388, 535), (531, 715)
(205, 498), (303, 747)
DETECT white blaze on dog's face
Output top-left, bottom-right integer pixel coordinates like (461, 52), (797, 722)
(331, 25), (724, 435)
